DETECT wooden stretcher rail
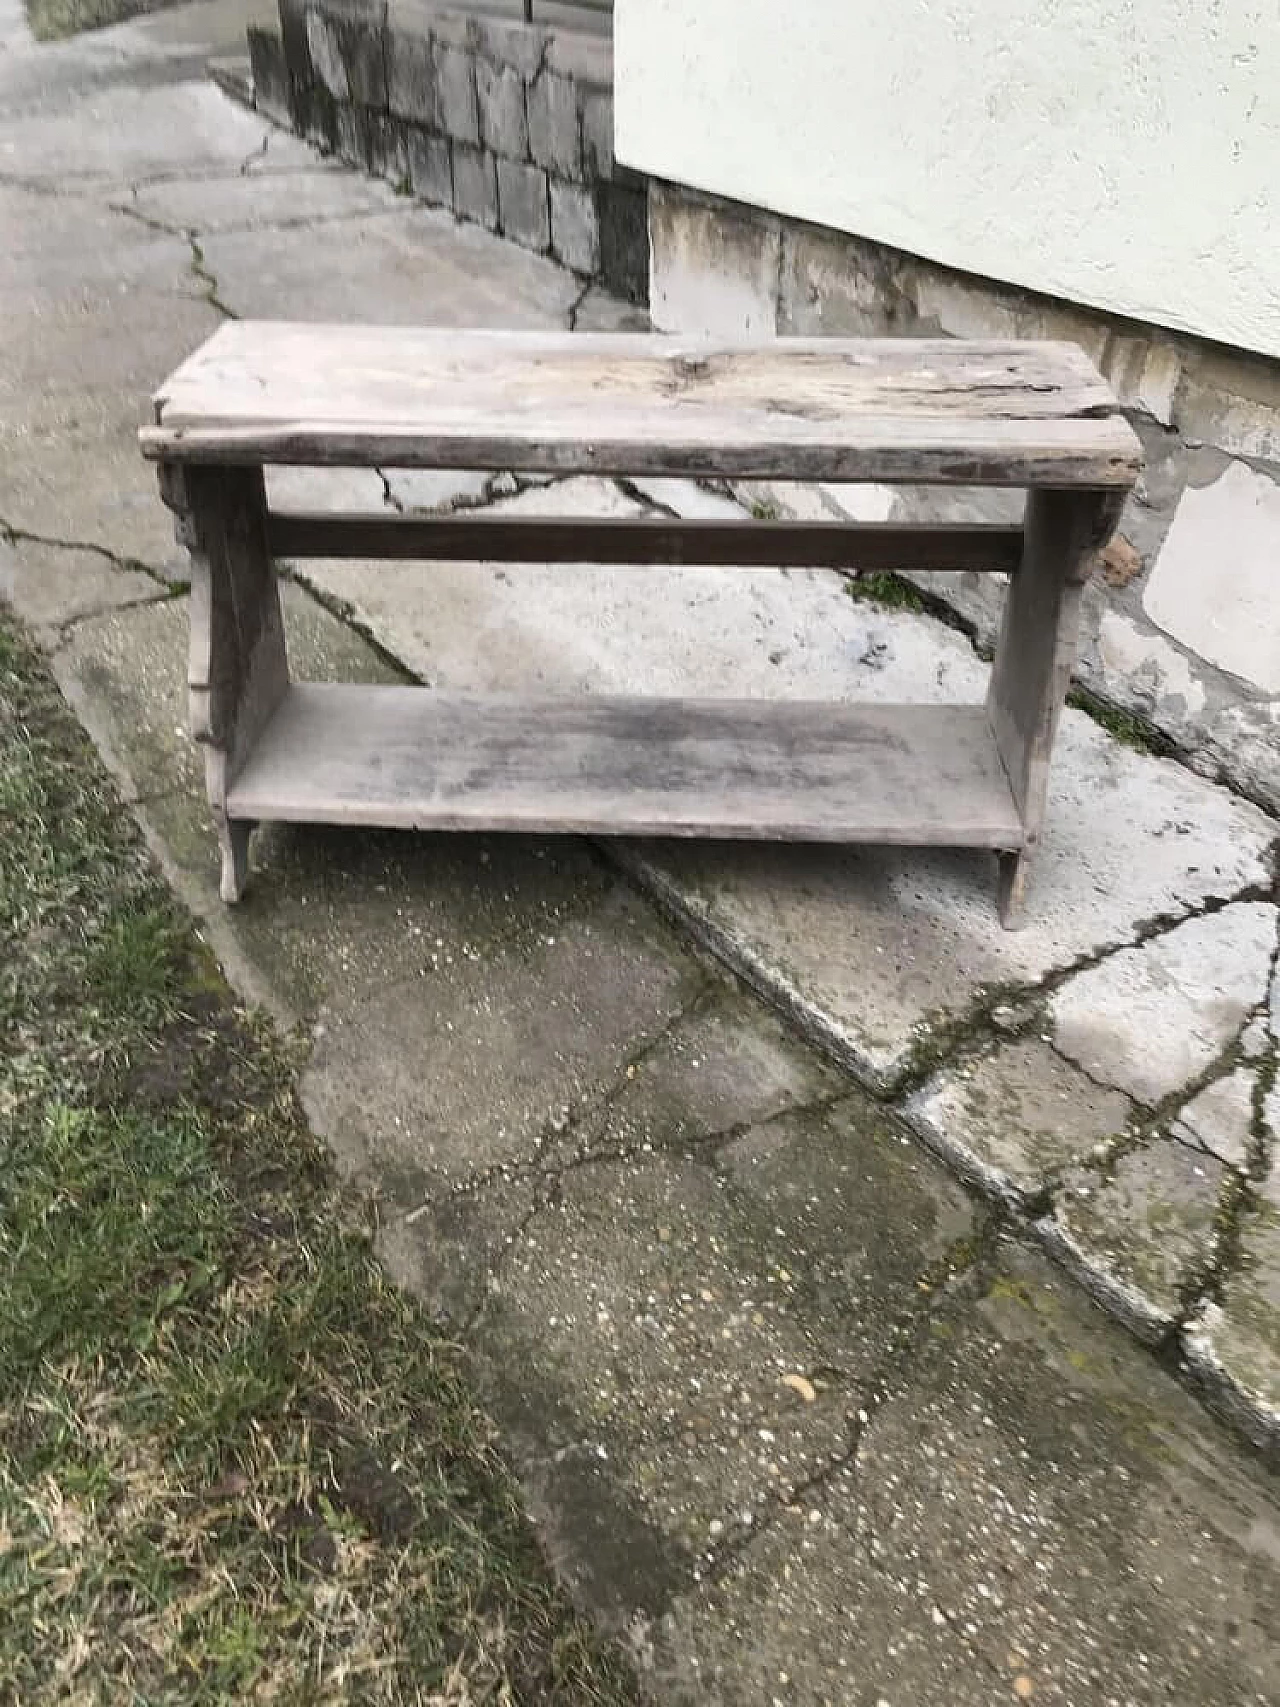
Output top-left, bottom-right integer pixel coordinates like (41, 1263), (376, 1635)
(265, 513), (1026, 571)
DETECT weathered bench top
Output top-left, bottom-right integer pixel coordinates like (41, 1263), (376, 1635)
(141, 324), (1141, 488)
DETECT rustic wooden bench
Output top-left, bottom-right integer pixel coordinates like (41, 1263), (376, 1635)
(140, 325), (1140, 927)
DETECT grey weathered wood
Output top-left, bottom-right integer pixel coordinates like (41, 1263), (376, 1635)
(144, 329), (1141, 921)
(266, 512), (1026, 571)
(140, 324), (1142, 488)
(159, 461), (289, 901)
(225, 685), (1025, 848)
(986, 487), (1113, 926)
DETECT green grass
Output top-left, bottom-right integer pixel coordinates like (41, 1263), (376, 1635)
(0, 612), (637, 1705)
(23, 0), (185, 41)
(843, 571), (928, 614)
(1065, 686), (1172, 757)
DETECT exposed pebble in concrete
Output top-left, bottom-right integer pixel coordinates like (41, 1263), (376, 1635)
(1037, 1141), (1227, 1342)
(1049, 903), (1277, 1106)
(477, 1151), (859, 1565)
(905, 1037), (1135, 1208)
(656, 1242), (1280, 1704)
(580, 990), (842, 1160)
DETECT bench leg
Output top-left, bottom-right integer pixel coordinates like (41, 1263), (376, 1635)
(996, 850), (1029, 929)
(987, 488), (1120, 929)
(158, 462), (289, 903)
(218, 818), (255, 904)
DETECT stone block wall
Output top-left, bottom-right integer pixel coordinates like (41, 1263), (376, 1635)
(247, 0), (646, 302)
(648, 181), (1280, 816)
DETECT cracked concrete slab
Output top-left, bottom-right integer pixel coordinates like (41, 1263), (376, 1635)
(301, 474), (1276, 1091)
(904, 1036), (1136, 1208)
(200, 202), (581, 325)
(465, 1103), (974, 1605)
(0, 535), (164, 630)
(1049, 902), (1277, 1106)
(1184, 1159), (1280, 1451)
(1, 424), (196, 574)
(1173, 1066), (1264, 1170)
(0, 79), (276, 186)
(478, 1151), (859, 1566)
(653, 1241), (1279, 1705)
(624, 717), (1275, 1091)
(300, 474), (995, 703)
(382, 468), (502, 513)
(6, 8), (1280, 1692)
(266, 465), (389, 513)
(129, 155), (399, 231)
(628, 476), (747, 520)
(1037, 1140), (1228, 1342)
(302, 884), (704, 1189)
(0, 178), (219, 563)
(580, 992), (842, 1161)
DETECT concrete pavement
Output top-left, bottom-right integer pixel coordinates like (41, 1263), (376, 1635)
(2, 2), (1277, 1699)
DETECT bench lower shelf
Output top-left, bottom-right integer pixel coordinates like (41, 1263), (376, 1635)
(224, 684), (1025, 849)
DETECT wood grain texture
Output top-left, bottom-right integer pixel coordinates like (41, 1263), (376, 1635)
(266, 512), (1026, 571)
(165, 463), (289, 902)
(141, 325), (1142, 487)
(986, 488), (1106, 846)
(224, 685), (1025, 848)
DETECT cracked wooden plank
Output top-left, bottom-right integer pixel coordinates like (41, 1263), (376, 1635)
(140, 324), (1142, 486)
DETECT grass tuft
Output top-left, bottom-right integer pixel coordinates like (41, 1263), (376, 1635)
(0, 613), (637, 1705)
(843, 570), (929, 614)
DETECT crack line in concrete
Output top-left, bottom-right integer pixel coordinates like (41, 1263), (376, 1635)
(0, 167), (96, 200)
(570, 1088), (855, 1175)
(280, 566), (422, 684)
(0, 514), (172, 589)
(402, 976), (724, 1225)
(696, 1207), (1008, 1585)
(46, 583), (189, 637)
(1171, 919), (1280, 1335)
(109, 194), (236, 319)
(238, 133), (270, 175)
(565, 275), (594, 332)
(890, 882), (1279, 1104)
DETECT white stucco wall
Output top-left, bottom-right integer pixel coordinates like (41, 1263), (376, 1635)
(614, 0), (1280, 359)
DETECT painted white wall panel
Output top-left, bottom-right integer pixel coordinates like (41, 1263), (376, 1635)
(615, 1), (1280, 357)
